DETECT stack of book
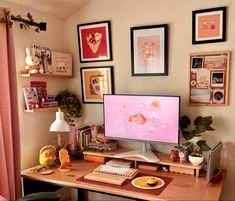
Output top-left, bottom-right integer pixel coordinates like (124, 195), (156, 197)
(85, 141), (118, 152)
(22, 81), (58, 110)
(73, 126), (92, 152)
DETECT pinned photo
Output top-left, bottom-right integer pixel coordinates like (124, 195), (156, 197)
(192, 57), (204, 69)
(211, 71), (224, 87)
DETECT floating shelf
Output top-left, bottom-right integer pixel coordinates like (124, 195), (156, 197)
(19, 72), (72, 78)
(24, 107), (58, 113)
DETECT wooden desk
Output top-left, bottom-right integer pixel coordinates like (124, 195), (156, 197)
(21, 160), (225, 201)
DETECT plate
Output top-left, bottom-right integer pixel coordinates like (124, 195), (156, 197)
(131, 176), (165, 189)
(40, 170), (54, 175)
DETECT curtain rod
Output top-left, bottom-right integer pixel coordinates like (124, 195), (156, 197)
(0, 9), (47, 32)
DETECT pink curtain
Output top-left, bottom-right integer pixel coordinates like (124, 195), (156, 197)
(0, 8), (21, 201)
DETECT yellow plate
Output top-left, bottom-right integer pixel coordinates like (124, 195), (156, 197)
(131, 176), (165, 189)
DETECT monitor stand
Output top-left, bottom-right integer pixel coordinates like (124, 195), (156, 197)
(114, 143), (160, 163)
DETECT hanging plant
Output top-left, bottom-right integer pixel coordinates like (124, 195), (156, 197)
(55, 90), (82, 127)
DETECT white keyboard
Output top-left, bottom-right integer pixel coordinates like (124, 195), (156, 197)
(93, 164), (138, 179)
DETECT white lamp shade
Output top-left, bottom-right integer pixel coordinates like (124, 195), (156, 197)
(49, 110), (70, 132)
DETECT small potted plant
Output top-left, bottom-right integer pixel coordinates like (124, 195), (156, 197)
(177, 142), (193, 163)
(187, 140), (212, 165)
(179, 115), (215, 165)
(55, 90), (82, 127)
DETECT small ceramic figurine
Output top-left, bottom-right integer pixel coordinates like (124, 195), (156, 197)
(39, 145), (57, 168)
(25, 47), (37, 66)
(58, 148), (71, 172)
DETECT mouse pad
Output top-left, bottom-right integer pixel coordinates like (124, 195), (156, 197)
(77, 172), (173, 196)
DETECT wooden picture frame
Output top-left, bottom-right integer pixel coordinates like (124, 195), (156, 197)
(192, 6), (226, 44)
(51, 52), (72, 76)
(77, 21), (112, 63)
(131, 24), (168, 76)
(80, 66), (114, 103)
(189, 51), (230, 106)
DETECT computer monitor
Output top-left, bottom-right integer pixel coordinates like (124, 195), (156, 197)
(103, 94), (180, 162)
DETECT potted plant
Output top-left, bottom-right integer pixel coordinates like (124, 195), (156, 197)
(178, 142), (196, 163)
(179, 115), (215, 165)
(187, 140), (211, 165)
(179, 115), (214, 144)
(55, 90), (82, 127)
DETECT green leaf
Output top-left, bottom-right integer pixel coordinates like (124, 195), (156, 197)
(207, 126), (215, 131)
(197, 140), (211, 151)
(194, 116), (203, 126)
(179, 115), (191, 128)
(182, 130), (195, 140)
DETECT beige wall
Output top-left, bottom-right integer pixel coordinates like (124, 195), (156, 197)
(1, 0), (235, 199)
(64, 0), (235, 200)
(0, 0), (70, 170)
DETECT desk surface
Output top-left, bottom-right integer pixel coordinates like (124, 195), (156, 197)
(21, 160), (225, 201)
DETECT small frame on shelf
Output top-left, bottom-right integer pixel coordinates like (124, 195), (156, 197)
(192, 6), (226, 44)
(130, 24), (168, 76)
(51, 52), (72, 76)
(77, 21), (112, 63)
(189, 51), (230, 106)
(80, 66), (114, 104)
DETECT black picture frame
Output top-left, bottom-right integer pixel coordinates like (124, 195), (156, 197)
(130, 24), (168, 76)
(80, 66), (114, 104)
(77, 21), (113, 63)
(192, 6), (226, 44)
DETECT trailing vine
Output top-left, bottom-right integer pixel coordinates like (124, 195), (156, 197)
(55, 90), (82, 127)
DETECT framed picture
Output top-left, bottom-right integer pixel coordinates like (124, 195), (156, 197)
(192, 6), (226, 44)
(51, 52), (72, 76)
(189, 51), (230, 106)
(130, 24), (168, 76)
(80, 66), (114, 103)
(77, 21), (112, 63)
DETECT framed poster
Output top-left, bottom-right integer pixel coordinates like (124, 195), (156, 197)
(131, 24), (168, 76)
(189, 51), (230, 106)
(80, 66), (114, 103)
(77, 21), (112, 63)
(192, 6), (226, 44)
(51, 52), (72, 76)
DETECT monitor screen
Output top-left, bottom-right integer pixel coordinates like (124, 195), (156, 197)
(103, 94), (180, 144)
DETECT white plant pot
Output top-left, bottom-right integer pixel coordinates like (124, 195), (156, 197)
(188, 154), (204, 166)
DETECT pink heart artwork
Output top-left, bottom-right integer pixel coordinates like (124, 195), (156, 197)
(86, 32), (102, 54)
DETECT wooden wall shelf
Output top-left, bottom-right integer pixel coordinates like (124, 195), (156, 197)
(83, 149), (202, 177)
(20, 72), (72, 78)
(24, 107), (58, 113)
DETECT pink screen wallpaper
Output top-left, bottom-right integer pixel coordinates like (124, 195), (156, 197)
(104, 95), (180, 144)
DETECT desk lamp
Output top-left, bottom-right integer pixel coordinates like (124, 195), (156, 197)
(49, 109), (70, 146)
